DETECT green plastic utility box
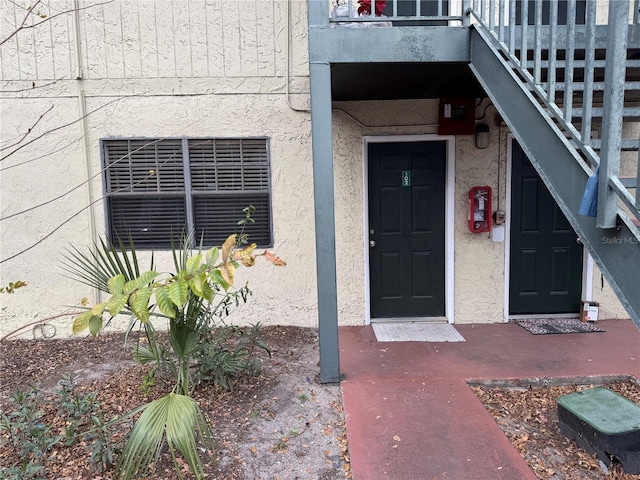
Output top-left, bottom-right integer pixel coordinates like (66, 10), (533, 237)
(558, 387), (640, 474)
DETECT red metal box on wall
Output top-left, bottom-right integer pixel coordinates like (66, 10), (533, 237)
(438, 97), (475, 135)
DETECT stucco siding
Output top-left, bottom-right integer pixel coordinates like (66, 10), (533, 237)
(0, 0), (631, 339)
(1, 92), (319, 336)
(332, 100), (508, 325)
(454, 129), (506, 324)
(330, 100), (629, 325)
(0, 0), (301, 81)
(0, 0), (315, 338)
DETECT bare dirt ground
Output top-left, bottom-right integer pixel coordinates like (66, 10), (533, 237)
(0, 326), (350, 479)
(3, 325), (640, 480)
(472, 380), (640, 480)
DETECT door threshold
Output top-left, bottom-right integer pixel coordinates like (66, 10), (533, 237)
(509, 313), (579, 321)
(371, 316), (449, 324)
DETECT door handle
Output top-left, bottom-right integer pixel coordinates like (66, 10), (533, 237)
(576, 238), (583, 245)
(370, 240), (376, 247)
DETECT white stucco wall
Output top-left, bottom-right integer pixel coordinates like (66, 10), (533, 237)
(331, 100), (630, 325)
(332, 100), (509, 325)
(332, 100), (444, 325)
(0, 0), (631, 339)
(0, 0), (317, 338)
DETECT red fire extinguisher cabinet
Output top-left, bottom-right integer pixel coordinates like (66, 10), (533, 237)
(468, 186), (492, 233)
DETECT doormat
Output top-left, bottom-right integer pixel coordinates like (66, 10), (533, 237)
(372, 323), (465, 342)
(516, 318), (605, 335)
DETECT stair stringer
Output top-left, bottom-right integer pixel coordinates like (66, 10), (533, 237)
(469, 28), (640, 330)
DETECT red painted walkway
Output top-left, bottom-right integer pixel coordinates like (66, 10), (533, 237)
(339, 320), (640, 480)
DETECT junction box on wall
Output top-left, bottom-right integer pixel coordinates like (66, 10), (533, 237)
(438, 97), (475, 135)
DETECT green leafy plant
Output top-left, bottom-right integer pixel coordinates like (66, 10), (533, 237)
(88, 413), (119, 472)
(193, 322), (271, 391)
(140, 369), (156, 395)
(0, 379), (120, 477)
(53, 373), (120, 472)
(0, 280), (27, 293)
(0, 387), (62, 480)
(117, 393), (214, 480)
(0, 462), (47, 480)
(236, 204), (256, 245)
(64, 225), (285, 480)
(56, 374), (98, 419)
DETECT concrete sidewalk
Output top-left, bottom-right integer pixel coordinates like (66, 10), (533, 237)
(339, 320), (640, 480)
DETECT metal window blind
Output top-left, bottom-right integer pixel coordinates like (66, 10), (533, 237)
(103, 138), (272, 249)
(188, 138), (271, 246)
(193, 194), (271, 246)
(105, 139), (184, 193)
(109, 196), (187, 249)
(188, 138), (269, 191)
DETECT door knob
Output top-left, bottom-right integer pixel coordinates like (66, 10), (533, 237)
(576, 238), (583, 245)
(370, 240), (376, 247)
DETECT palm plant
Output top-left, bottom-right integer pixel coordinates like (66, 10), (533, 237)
(63, 231), (284, 479)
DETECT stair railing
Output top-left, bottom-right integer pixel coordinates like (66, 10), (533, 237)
(329, 0), (470, 25)
(468, 0), (640, 235)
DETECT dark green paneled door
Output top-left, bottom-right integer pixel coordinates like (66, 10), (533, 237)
(509, 141), (583, 314)
(368, 142), (446, 319)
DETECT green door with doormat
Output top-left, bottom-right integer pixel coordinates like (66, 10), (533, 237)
(368, 141), (446, 319)
(510, 141), (583, 314)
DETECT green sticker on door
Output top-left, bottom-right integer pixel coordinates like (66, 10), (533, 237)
(401, 170), (411, 187)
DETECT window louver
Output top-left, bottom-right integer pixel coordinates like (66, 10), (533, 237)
(193, 195), (270, 246)
(103, 137), (272, 249)
(110, 196), (187, 248)
(105, 140), (184, 193)
(188, 139), (269, 191)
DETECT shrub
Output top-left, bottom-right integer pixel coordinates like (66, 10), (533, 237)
(64, 230), (284, 479)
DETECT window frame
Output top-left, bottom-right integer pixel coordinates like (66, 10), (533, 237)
(100, 136), (273, 250)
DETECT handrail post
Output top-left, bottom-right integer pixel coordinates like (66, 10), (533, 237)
(581, 0), (596, 146)
(498, 0), (505, 43)
(548, 0), (557, 103)
(533, 0), (542, 84)
(488, 0), (495, 30)
(597, 0), (629, 229)
(462, 0), (471, 27)
(519, 0), (528, 67)
(563, 0), (576, 122)
(508, 0), (516, 54)
(637, 140), (640, 209)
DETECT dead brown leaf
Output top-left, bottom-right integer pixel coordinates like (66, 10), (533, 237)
(473, 380), (640, 480)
